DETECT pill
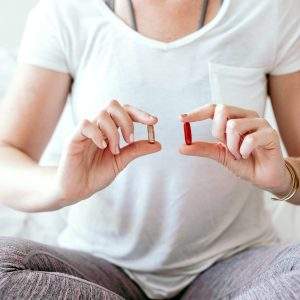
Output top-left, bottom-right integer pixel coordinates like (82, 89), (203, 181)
(147, 125), (155, 144)
(184, 122), (192, 145)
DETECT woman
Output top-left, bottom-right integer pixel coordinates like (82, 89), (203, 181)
(0, 0), (299, 299)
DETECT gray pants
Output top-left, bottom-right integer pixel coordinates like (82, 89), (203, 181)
(0, 237), (300, 299)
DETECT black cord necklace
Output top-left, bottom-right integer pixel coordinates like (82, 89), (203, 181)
(105, 0), (224, 32)
(128, 0), (210, 31)
(128, 0), (138, 31)
(199, 0), (209, 29)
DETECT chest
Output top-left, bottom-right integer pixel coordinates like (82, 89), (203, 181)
(70, 1), (275, 130)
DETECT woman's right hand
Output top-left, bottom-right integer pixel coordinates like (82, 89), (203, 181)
(54, 100), (161, 208)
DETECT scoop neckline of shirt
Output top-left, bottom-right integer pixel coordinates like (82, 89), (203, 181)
(98, 0), (230, 50)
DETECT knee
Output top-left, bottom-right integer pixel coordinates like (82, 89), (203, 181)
(272, 243), (300, 272)
(0, 236), (36, 273)
(284, 243), (300, 270)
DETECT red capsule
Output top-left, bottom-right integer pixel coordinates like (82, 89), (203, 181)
(184, 122), (192, 145)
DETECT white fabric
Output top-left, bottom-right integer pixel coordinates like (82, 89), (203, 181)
(16, 0), (300, 298)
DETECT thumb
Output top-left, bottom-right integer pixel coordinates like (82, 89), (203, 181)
(119, 140), (161, 168)
(179, 141), (229, 163)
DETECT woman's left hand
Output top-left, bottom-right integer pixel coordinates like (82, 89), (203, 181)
(179, 104), (292, 196)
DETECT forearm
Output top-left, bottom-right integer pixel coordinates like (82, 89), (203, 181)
(286, 157), (300, 205)
(0, 144), (62, 213)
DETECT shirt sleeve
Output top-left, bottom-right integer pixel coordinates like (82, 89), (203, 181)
(270, 0), (300, 75)
(17, 0), (69, 74)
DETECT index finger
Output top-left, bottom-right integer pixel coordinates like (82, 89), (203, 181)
(180, 104), (216, 122)
(180, 104), (258, 122)
(124, 104), (158, 125)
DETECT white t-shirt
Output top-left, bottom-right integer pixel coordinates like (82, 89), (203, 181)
(18, 0), (300, 298)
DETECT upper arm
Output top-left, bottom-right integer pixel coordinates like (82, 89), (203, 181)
(0, 64), (72, 161)
(269, 72), (300, 157)
(267, 0), (300, 157)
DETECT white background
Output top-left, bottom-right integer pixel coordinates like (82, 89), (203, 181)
(0, 0), (38, 48)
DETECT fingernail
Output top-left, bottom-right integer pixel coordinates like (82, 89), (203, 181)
(129, 133), (134, 144)
(115, 146), (120, 154)
(102, 140), (107, 148)
(149, 115), (157, 121)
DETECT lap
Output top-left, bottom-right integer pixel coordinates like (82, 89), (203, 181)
(181, 243), (300, 300)
(3, 237), (300, 299)
(0, 236), (147, 300)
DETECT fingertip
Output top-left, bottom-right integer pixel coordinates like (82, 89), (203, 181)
(157, 141), (162, 149)
(109, 144), (120, 155)
(239, 146), (249, 160)
(179, 145), (190, 155)
(148, 115), (158, 125)
(179, 114), (189, 122)
(128, 140), (162, 157)
(178, 147), (184, 155)
(148, 141), (162, 152)
(99, 140), (107, 149)
(129, 133), (134, 144)
(240, 151), (250, 160)
(115, 145), (120, 155)
(133, 140), (161, 148)
(92, 137), (107, 150)
(237, 154), (243, 160)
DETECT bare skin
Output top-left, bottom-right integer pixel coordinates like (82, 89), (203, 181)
(0, 0), (299, 213)
(126, 0), (221, 42)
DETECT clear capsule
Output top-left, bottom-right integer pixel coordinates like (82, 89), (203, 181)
(147, 125), (155, 144)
